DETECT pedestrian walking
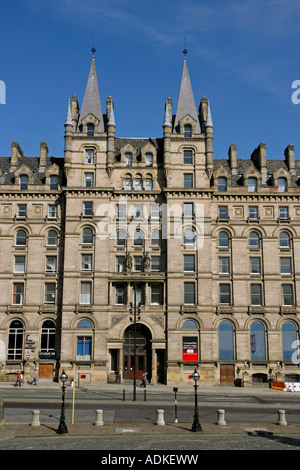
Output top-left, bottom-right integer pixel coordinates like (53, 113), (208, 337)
(14, 370), (22, 387)
(29, 369), (38, 385)
(140, 371), (148, 388)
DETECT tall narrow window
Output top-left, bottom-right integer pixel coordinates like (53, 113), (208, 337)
(282, 322), (297, 361)
(150, 283), (162, 305)
(81, 254), (92, 271)
(184, 282), (195, 305)
(85, 149), (94, 163)
(249, 206), (259, 219)
(218, 206), (228, 220)
(19, 175), (28, 190)
(280, 258), (292, 275)
(250, 321), (266, 361)
(47, 230), (58, 246)
(40, 320), (56, 357)
(87, 123), (94, 136)
(80, 282), (92, 305)
(76, 336), (92, 360)
(84, 173), (94, 187)
(184, 254), (195, 272)
(83, 201), (93, 216)
(134, 230), (143, 246)
(45, 283), (55, 304)
(184, 173), (193, 188)
(184, 125), (192, 137)
(124, 153), (132, 167)
(218, 177), (227, 192)
(249, 231), (260, 248)
(248, 177), (257, 192)
(279, 206), (289, 219)
(82, 227), (93, 244)
(17, 204), (27, 218)
(278, 177), (287, 192)
(218, 257), (230, 274)
(249, 257), (261, 274)
(218, 320), (234, 361)
(282, 284), (294, 306)
(50, 175), (59, 190)
(183, 150), (193, 164)
(218, 231), (229, 248)
(116, 229), (126, 246)
(219, 284), (231, 305)
(45, 255), (57, 273)
(250, 284), (262, 305)
(15, 229), (27, 246)
(145, 153), (153, 166)
(279, 231), (291, 248)
(14, 256), (25, 273)
(12, 283), (24, 305)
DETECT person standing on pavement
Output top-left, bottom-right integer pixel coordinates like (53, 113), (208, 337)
(14, 370), (22, 387)
(140, 371), (148, 388)
(29, 369), (38, 386)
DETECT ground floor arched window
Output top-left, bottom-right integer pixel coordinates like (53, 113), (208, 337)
(40, 320), (56, 358)
(282, 321), (298, 361)
(218, 320), (234, 360)
(7, 320), (24, 360)
(250, 321), (266, 361)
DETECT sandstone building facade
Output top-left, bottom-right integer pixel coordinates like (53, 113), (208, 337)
(0, 50), (300, 386)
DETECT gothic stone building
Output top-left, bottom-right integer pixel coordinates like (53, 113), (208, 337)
(0, 52), (300, 386)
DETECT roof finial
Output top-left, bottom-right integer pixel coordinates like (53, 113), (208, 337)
(91, 34), (96, 57)
(183, 37), (187, 59)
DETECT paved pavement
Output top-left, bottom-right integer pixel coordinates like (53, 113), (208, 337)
(1, 380), (300, 440)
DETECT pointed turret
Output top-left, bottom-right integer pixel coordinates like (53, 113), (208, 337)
(77, 50), (105, 133)
(173, 52), (201, 134)
(64, 99), (73, 126)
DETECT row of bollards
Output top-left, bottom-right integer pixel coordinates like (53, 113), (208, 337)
(29, 408), (289, 427)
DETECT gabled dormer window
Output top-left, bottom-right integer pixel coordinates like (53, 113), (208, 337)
(124, 153), (132, 167)
(87, 123), (94, 137)
(50, 175), (59, 190)
(278, 177), (287, 192)
(184, 124), (192, 137)
(145, 153), (153, 167)
(19, 175), (28, 190)
(248, 177), (257, 192)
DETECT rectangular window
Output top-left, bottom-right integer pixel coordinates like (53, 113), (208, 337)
(151, 256), (160, 271)
(184, 282), (195, 305)
(85, 149), (94, 164)
(145, 178), (153, 191)
(115, 283), (126, 304)
(282, 284), (294, 306)
(132, 284), (143, 304)
(184, 203), (194, 218)
(17, 204), (27, 218)
(279, 206), (289, 219)
(280, 257), (292, 275)
(116, 203), (126, 219)
(12, 283), (24, 305)
(80, 282), (92, 305)
(184, 173), (193, 188)
(76, 337), (92, 361)
(19, 175), (28, 190)
(218, 206), (228, 220)
(151, 283), (162, 305)
(81, 254), (92, 271)
(145, 153), (153, 167)
(83, 201), (93, 216)
(183, 150), (193, 165)
(184, 254), (195, 272)
(124, 178), (132, 190)
(249, 206), (259, 219)
(248, 177), (257, 192)
(182, 337), (198, 362)
(48, 204), (57, 218)
(50, 175), (59, 190)
(44, 283), (55, 304)
(250, 284), (262, 306)
(151, 204), (160, 219)
(45, 256), (57, 273)
(14, 256), (25, 273)
(116, 256), (125, 272)
(134, 178), (143, 191)
(134, 256), (143, 272)
(218, 257), (230, 274)
(219, 284), (230, 305)
(84, 173), (94, 187)
(249, 257), (261, 274)
(124, 153), (132, 167)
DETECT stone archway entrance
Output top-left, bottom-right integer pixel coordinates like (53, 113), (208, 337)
(123, 324), (152, 382)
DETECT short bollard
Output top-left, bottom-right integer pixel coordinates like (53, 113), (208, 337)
(94, 409), (104, 426)
(31, 410), (40, 427)
(217, 409), (226, 426)
(277, 409), (287, 426)
(156, 409), (165, 426)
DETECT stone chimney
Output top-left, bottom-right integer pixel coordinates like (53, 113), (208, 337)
(39, 141), (48, 172)
(10, 141), (23, 171)
(251, 142), (267, 182)
(284, 144), (296, 174)
(228, 143), (237, 174)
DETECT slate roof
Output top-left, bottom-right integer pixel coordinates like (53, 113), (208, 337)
(0, 156), (64, 185)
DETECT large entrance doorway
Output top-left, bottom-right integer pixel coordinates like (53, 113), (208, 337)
(123, 324), (152, 381)
(220, 364), (235, 385)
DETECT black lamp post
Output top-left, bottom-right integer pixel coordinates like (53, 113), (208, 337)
(191, 368), (202, 432)
(57, 370), (68, 434)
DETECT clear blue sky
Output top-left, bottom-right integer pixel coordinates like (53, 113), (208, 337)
(1, 0), (300, 162)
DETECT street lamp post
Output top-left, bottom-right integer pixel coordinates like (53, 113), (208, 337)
(191, 368), (202, 432)
(129, 282), (141, 401)
(56, 370), (68, 434)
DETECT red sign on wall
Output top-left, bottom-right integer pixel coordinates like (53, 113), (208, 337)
(182, 337), (198, 361)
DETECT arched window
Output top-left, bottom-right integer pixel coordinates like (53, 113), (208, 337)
(282, 321), (298, 361)
(77, 319), (93, 328)
(7, 320), (24, 360)
(278, 177), (287, 192)
(182, 320), (198, 329)
(124, 175), (132, 190)
(40, 320), (56, 356)
(249, 231), (260, 248)
(15, 229), (27, 246)
(116, 229), (127, 246)
(134, 230), (143, 246)
(47, 229), (58, 246)
(279, 231), (291, 248)
(218, 231), (229, 248)
(82, 227), (93, 244)
(219, 320), (234, 360)
(145, 176), (153, 191)
(217, 177), (227, 192)
(134, 176), (143, 191)
(250, 321), (266, 361)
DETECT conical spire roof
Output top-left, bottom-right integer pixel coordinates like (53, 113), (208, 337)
(77, 54), (104, 132)
(173, 54), (201, 133)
